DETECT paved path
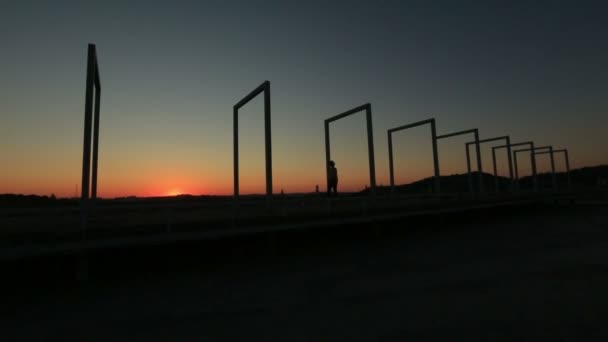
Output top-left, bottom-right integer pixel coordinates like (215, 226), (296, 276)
(2, 204), (608, 340)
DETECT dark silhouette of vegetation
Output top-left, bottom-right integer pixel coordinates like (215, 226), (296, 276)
(0, 194), (76, 207)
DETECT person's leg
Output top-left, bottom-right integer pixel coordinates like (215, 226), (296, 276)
(330, 184), (337, 196)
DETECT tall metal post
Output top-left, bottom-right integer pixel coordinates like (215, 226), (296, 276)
(506, 137), (514, 192)
(81, 45), (95, 202)
(565, 149), (571, 189)
(431, 120), (440, 195)
(549, 147), (557, 192)
(80, 43), (101, 230)
(474, 130), (483, 193)
(388, 131), (394, 192)
(264, 84), (273, 198)
(365, 106), (376, 197)
(513, 152), (520, 192)
(233, 106), (239, 198)
(324, 121), (331, 195)
(492, 147), (499, 192)
(91, 83), (101, 200)
(466, 144), (473, 193)
(530, 142), (538, 192)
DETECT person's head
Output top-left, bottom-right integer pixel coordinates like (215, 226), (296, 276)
(329, 160), (335, 167)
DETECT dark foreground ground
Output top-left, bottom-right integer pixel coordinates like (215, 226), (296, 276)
(2, 202), (608, 341)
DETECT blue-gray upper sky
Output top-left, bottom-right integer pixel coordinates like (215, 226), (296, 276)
(1, 1), (607, 196)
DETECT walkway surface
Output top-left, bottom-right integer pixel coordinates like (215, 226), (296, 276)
(3, 203), (608, 340)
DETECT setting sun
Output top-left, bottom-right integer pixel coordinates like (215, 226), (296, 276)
(166, 189), (183, 197)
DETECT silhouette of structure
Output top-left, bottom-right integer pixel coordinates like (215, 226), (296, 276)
(233, 81), (272, 200)
(465, 136), (513, 193)
(435, 129), (482, 193)
(324, 103), (376, 197)
(535, 148), (570, 190)
(493, 141), (538, 192)
(81, 44), (101, 229)
(513, 145), (555, 192)
(328, 160), (338, 196)
(387, 118), (440, 194)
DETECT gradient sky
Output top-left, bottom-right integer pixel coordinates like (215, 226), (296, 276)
(1, 1), (607, 197)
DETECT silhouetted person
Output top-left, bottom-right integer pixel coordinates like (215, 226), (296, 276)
(328, 160), (338, 196)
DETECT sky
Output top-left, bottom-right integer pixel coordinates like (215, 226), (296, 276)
(0, 1), (607, 198)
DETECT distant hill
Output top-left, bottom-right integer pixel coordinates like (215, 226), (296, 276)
(370, 172), (510, 195)
(518, 165), (608, 189)
(364, 165), (608, 195)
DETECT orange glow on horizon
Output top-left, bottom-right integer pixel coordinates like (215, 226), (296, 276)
(165, 188), (184, 197)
